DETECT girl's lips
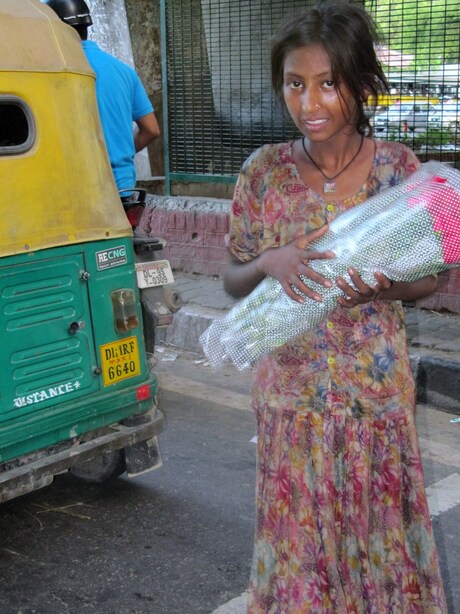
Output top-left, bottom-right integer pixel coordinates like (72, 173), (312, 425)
(304, 118), (328, 128)
(302, 118), (329, 133)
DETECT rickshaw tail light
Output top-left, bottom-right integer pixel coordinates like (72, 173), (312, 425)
(136, 384), (151, 401)
(111, 289), (139, 332)
(126, 205), (145, 229)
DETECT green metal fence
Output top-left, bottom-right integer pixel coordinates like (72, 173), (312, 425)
(162, 0), (460, 192)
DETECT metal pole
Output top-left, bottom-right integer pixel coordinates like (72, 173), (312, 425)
(160, 0), (171, 196)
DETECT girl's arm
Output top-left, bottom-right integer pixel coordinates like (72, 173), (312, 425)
(375, 273), (438, 302)
(336, 269), (438, 307)
(224, 225), (335, 302)
(223, 257), (266, 298)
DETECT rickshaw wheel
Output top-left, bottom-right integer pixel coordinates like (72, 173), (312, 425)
(69, 449), (126, 483)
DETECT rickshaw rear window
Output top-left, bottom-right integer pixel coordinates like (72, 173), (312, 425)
(0, 97), (35, 154)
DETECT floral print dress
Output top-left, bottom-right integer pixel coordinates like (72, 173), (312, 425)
(228, 140), (447, 613)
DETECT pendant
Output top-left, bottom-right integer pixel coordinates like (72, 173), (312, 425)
(323, 181), (336, 193)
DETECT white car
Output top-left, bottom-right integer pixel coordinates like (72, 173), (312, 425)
(429, 101), (460, 130)
(373, 102), (437, 132)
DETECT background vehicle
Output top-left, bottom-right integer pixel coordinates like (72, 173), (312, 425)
(429, 100), (460, 131)
(120, 188), (183, 355)
(0, 0), (166, 501)
(368, 93), (440, 111)
(372, 102), (438, 133)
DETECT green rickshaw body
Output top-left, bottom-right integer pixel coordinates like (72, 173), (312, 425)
(0, 0), (163, 500)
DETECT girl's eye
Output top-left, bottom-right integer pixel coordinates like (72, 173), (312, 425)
(287, 80), (302, 89)
(323, 80), (335, 90)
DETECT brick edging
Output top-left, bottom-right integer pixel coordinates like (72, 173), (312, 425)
(138, 195), (231, 278)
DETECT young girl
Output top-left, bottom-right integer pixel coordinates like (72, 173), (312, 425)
(223, 4), (447, 613)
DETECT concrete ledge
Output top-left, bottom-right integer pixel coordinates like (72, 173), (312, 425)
(414, 354), (460, 414)
(144, 194), (232, 213)
(156, 304), (224, 354)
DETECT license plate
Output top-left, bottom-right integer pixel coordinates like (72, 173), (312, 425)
(135, 260), (174, 288)
(100, 336), (141, 386)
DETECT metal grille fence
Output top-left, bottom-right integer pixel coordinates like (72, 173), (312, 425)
(162, 0), (460, 189)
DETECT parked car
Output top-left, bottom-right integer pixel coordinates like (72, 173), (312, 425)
(372, 102), (438, 132)
(429, 101), (460, 131)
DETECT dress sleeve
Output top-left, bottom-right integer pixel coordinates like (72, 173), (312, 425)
(227, 151), (264, 263)
(401, 143), (421, 177)
(375, 141), (421, 192)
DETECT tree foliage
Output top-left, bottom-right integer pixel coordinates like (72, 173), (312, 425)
(368, 0), (460, 67)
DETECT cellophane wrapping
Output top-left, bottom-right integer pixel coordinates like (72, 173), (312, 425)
(200, 161), (460, 370)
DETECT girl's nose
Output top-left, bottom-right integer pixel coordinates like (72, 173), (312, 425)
(301, 91), (320, 113)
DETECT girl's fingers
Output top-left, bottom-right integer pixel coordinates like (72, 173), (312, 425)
(346, 268), (372, 294)
(336, 269), (390, 307)
(374, 271), (392, 289)
(301, 266), (333, 288)
(304, 249), (336, 261)
(282, 276), (324, 303)
(336, 276), (360, 299)
(281, 282), (304, 303)
(281, 281), (309, 303)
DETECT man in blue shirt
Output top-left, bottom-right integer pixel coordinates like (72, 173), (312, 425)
(41, 0), (160, 191)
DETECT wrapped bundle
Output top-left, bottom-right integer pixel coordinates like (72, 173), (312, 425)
(200, 161), (460, 370)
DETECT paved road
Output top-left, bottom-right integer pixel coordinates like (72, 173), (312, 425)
(0, 353), (256, 614)
(155, 349), (460, 614)
(0, 349), (459, 613)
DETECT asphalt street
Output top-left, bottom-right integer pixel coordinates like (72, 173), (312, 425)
(0, 349), (459, 613)
(0, 353), (256, 614)
(155, 349), (460, 614)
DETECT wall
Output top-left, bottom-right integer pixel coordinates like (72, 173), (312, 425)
(124, 0), (163, 177)
(417, 269), (460, 313)
(138, 196), (231, 278)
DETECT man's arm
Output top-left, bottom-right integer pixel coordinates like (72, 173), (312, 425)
(134, 112), (160, 152)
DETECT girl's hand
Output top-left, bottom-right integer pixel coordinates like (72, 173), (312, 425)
(336, 268), (392, 307)
(258, 225), (335, 303)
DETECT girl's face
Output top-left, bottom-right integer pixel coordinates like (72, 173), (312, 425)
(282, 44), (358, 143)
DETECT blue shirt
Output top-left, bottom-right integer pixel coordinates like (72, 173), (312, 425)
(82, 40), (154, 190)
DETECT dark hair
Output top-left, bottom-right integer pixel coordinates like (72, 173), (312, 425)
(271, 2), (389, 135)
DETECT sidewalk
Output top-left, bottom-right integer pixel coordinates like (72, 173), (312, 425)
(157, 272), (460, 414)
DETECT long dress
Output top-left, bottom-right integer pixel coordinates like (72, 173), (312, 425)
(227, 140), (447, 613)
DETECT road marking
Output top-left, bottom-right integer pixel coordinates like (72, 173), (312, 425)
(157, 373), (252, 412)
(426, 473), (460, 516)
(210, 592), (248, 613)
(418, 437), (460, 468)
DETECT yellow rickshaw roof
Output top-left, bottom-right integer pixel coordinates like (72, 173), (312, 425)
(0, 0), (132, 256)
(0, 0), (93, 75)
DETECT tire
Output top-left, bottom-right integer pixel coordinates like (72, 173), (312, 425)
(69, 449), (126, 483)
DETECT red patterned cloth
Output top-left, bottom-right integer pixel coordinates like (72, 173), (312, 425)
(227, 140), (447, 613)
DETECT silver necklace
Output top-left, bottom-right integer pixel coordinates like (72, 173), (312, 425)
(301, 135), (364, 194)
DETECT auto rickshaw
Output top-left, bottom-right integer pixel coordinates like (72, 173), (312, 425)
(0, 0), (165, 501)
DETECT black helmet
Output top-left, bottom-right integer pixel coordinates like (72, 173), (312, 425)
(40, 0), (93, 27)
